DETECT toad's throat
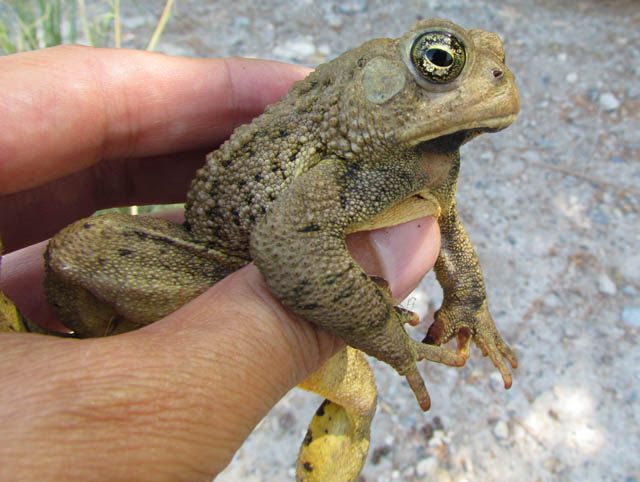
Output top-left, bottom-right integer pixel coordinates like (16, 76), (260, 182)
(347, 191), (440, 234)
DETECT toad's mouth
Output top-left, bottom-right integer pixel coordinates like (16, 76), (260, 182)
(403, 114), (518, 146)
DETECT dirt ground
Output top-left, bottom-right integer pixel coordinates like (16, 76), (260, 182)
(115, 1), (639, 480)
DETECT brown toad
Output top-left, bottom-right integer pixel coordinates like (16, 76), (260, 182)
(7, 18), (520, 481)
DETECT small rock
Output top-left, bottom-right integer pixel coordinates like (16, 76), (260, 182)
(522, 149), (542, 162)
(599, 92), (621, 111)
(273, 38), (316, 60)
(587, 88), (600, 102)
(339, 0), (367, 14)
(493, 420), (509, 439)
(326, 14), (343, 29)
(416, 457), (437, 477)
(622, 307), (640, 327)
(598, 274), (617, 295)
(278, 411), (296, 431)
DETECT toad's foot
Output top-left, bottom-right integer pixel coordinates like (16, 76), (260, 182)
(403, 338), (466, 411)
(423, 300), (517, 389)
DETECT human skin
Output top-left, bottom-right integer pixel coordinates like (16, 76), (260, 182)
(0, 46), (440, 480)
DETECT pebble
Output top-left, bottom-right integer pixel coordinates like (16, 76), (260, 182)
(493, 420), (509, 439)
(566, 72), (578, 83)
(416, 457), (437, 477)
(338, 0), (367, 14)
(522, 149), (542, 162)
(622, 307), (640, 327)
(597, 274), (617, 295)
(599, 92), (621, 111)
(273, 38), (315, 60)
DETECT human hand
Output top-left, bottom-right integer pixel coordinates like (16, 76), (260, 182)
(0, 46), (441, 479)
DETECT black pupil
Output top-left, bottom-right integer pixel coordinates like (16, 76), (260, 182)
(426, 48), (453, 67)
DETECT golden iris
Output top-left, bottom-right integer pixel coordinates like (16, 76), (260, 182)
(410, 31), (466, 84)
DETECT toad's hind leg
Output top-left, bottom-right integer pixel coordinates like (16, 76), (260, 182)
(296, 346), (376, 482)
(43, 213), (247, 337)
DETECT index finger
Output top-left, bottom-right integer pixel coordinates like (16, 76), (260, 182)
(0, 45), (310, 196)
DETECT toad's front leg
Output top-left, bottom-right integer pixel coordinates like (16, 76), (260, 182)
(425, 199), (518, 388)
(250, 158), (464, 411)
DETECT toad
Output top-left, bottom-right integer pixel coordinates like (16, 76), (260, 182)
(3, 18), (520, 481)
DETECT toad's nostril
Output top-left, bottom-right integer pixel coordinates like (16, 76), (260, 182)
(492, 69), (503, 78)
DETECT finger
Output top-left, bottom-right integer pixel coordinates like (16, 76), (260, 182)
(347, 216), (441, 300)
(0, 45), (311, 196)
(0, 47), (310, 250)
(1, 151), (204, 252)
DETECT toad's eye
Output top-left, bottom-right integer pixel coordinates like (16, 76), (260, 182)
(410, 31), (466, 84)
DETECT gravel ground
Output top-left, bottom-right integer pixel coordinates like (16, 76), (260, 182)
(117, 1), (639, 480)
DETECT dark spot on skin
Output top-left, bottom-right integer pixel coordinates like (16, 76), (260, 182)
(133, 231), (148, 240)
(342, 163), (362, 183)
(303, 462), (313, 472)
(231, 208), (241, 226)
(324, 266), (352, 286)
(324, 429), (328, 434)
(260, 206), (267, 215)
(278, 128), (287, 138)
(83, 222), (93, 229)
(271, 164), (280, 173)
(237, 180), (246, 189)
(249, 214), (256, 223)
(333, 288), (354, 303)
(183, 221), (192, 232)
(254, 173), (262, 182)
(289, 153), (297, 162)
(465, 285), (486, 311)
(118, 249), (133, 256)
(97, 257), (105, 266)
(301, 303), (320, 310)
(206, 206), (220, 220)
(268, 192), (277, 201)
(357, 57), (366, 68)
(303, 430), (313, 446)
(316, 400), (329, 416)
(298, 223), (320, 233)
(291, 280), (311, 301)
